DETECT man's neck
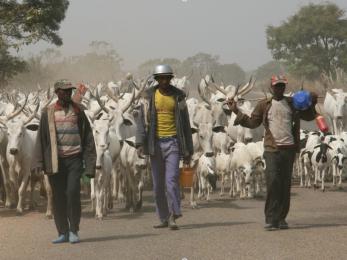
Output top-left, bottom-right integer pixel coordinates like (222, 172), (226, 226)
(273, 95), (284, 101)
(158, 86), (172, 96)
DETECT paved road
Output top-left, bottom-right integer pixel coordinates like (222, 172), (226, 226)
(1, 184), (347, 260)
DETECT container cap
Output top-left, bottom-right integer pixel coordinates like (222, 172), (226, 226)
(292, 90), (312, 111)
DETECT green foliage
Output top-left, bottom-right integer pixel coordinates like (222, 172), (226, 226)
(215, 63), (245, 85)
(0, 44), (26, 88)
(266, 2), (347, 79)
(0, 0), (69, 88)
(255, 60), (287, 81)
(0, 0), (69, 48)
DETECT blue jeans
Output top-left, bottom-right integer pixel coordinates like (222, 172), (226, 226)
(150, 137), (181, 222)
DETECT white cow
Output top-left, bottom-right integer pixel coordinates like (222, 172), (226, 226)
(229, 143), (255, 198)
(310, 142), (333, 191)
(120, 137), (147, 212)
(323, 89), (347, 135)
(1, 104), (41, 214)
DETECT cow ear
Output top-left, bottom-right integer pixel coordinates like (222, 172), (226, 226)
(26, 124), (39, 131)
(124, 139), (136, 148)
(327, 145), (333, 150)
(212, 126), (225, 133)
(96, 113), (103, 120)
(231, 147), (235, 152)
(123, 118), (133, 126)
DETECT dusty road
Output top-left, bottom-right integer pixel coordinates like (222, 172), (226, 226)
(1, 184), (347, 260)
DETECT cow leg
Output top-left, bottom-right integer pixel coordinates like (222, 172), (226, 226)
(338, 168), (342, 186)
(0, 160), (10, 207)
(220, 172), (225, 197)
(43, 175), (53, 219)
(17, 173), (30, 215)
(136, 181), (143, 210)
(8, 166), (18, 207)
(332, 165), (337, 186)
(190, 171), (198, 208)
(321, 170), (326, 192)
(90, 178), (95, 211)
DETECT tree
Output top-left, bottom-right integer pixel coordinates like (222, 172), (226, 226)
(0, 0), (69, 87)
(266, 3), (347, 79)
(0, 0), (69, 48)
(0, 44), (26, 88)
(255, 61), (287, 82)
(215, 63), (245, 85)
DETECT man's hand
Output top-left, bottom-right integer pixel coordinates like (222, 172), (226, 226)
(183, 155), (191, 167)
(226, 98), (238, 114)
(310, 92), (318, 105)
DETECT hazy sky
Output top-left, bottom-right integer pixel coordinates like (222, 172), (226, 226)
(22, 0), (347, 71)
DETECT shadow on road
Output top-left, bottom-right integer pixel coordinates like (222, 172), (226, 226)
(81, 233), (158, 243)
(192, 199), (254, 210)
(180, 221), (254, 230)
(290, 222), (347, 230)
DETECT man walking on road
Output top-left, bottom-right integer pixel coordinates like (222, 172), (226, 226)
(32, 79), (96, 243)
(135, 65), (193, 230)
(227, 75), (318, 230)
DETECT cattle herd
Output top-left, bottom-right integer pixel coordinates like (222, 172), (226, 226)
(0, 75), (346, 220)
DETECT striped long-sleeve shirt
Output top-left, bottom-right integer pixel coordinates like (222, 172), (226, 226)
(54, 103), (82, 157)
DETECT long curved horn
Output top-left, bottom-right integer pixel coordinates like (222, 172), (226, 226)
(121, 87), (135, 114)
(95, 84), (110, 114)
(134, 75), (152, 100)
(197, 83), (211, 109)
(131, 79), (140, 90)
(6, 95), (28, 121)
(238, 77), (256, 97)
(24, 102), (40, 125)
(105, 86), (119, 103)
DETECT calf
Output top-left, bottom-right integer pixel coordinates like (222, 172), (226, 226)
(311, 142), (333, 191)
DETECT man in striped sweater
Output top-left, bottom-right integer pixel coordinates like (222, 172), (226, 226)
(32, 80), (96, 244)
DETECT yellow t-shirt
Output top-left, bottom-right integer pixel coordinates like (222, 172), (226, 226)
(155, 89), (177, 137)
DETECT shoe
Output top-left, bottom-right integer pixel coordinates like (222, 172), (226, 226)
(168, 215), (179, 230)
(69, 232), (80, 244)
(153, 221), (168, 229)
(52, 234), (69, 244)
(279, 220), (289, 229)
(173, 214), (182, 220)
(264, 223), (279, 231)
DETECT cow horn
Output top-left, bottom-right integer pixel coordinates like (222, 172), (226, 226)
(134, 75), (152, 100)
(121, 87), (136, 114)
(105, 86), (119, 103)
(24, 102), (40, 125)
(95, 84), (110, 114)
(238, 76), (256, 97)
(6, 95), (28, 121)
(197, 83), (211, 109)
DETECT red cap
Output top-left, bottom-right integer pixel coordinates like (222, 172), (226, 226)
(271, 75), (288, 86)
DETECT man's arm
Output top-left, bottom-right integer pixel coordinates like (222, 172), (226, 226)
(133, 103), (147, 147)
(31, 111), (46, 172)
(231, 101), (264, 129)
(298, 92), (318, 121)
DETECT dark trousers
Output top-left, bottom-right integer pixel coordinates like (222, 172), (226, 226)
(48, 155), (82, 235)
(263, 148), (296, 225)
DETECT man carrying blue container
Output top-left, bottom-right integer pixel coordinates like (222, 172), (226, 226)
(227, 75), (318, 230)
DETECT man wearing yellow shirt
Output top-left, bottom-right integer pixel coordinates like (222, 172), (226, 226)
(135, 65), (193, 230)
